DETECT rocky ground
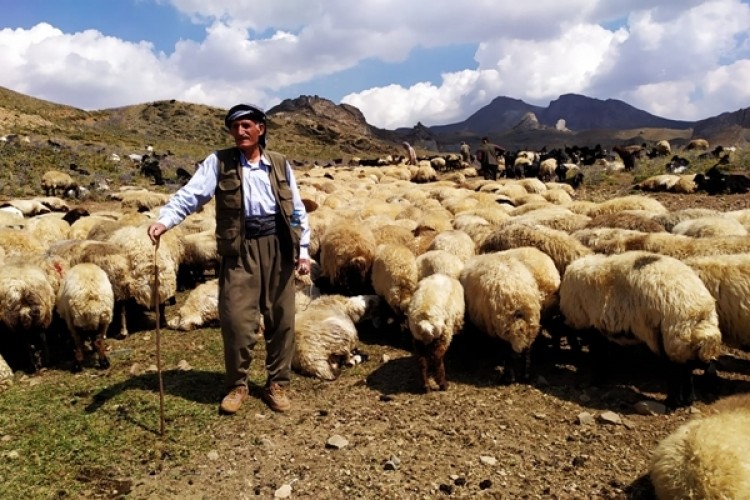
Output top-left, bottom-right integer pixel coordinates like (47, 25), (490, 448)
(120, 190), (750, 500)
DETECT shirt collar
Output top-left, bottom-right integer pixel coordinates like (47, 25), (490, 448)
(239, 151), (270, 170)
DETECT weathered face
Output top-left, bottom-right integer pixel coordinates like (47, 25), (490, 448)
(228, 119), (265, 151)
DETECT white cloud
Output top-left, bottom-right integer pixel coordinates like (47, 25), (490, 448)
(0, 0), (747, 129)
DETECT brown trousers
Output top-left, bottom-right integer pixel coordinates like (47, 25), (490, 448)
(218, 234), (295, 389)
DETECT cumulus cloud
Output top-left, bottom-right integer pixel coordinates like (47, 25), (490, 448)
(0, 0), (747, 129)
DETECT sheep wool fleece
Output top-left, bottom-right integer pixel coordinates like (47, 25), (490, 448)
(215, 148), (296, 389)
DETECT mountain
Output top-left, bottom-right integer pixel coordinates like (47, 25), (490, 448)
(430, 94), (693, 146)
(692, 107), (750, 147)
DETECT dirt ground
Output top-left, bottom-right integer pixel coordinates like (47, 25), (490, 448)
(127, 190), (750, 500)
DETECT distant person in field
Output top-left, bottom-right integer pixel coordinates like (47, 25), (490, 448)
(147, 103), (311, 415)
(475, 137), (505, 181)
(459, 141), (471, 163)
(403, 141), (417, 165)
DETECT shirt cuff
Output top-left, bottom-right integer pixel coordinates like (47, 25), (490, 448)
(298, 245), (310, 260)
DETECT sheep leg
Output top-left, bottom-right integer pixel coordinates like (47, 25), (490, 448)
(69, 329), (85, 373)
(116, 301), (129, 339)
(431, 338), (450, 391)
(665, 361), (696, 409)
(413, 340), (432, 392)
(93, 326), (110, 370)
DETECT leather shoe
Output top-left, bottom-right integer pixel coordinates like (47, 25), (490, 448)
(219, 385), (248, 415)
(262, 382), (291, 412)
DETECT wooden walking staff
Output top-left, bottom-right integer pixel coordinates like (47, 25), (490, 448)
(152, 240), (166, 435)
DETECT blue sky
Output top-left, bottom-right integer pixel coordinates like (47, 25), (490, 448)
(1, 0), (749, 129)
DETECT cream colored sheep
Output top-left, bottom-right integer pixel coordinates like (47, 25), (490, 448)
(41, 170), (79, 198)
(584, 211), (666, 233)
(559, 251), (722, 407)
(460, 253), (547, 383)
(107, 223), (183, 329)
(56, 263), (114, 371)
(672, 216), (748, 238)
(411, 165), (437, 183)
(371, 243), (418, 316)
(293, 294), (380, 380)
(510, 206), (590, 233)
(0, 199), (51, 217)
(585, 195), (668, 217)
(168, 279), (219, 331)
(0, 228), (46, 257)
(48, 239), (134, 337)
(408, 273), (464, 391)
(319, 222), (377, 294)
(24, 213), (71, 246)
(0, 353), (12, 390)
(0, 263), (55, 371)
(651, 208), (721, 232)
(480, 222), (592, 274)
(426, 229), (475, 262)
(685, 254), (750, 350)
(415, 249), (465, 280)
(179, 230), (219, 290)
(650, 397), (750, 499)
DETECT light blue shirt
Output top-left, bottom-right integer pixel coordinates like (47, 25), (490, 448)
(157, 150), (310, 259)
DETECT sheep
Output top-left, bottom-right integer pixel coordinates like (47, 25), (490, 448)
(56, 263), (114, 372)
(585, 195), (668, 217)
(370, 243), (418, 317)
(686, 138), (710, 151)
(107, 223), (183, 331)
(408, 274), (465, 391)
(319, 222), (377, 295)
(415, 249), (465, 280)
(654, 139), (671, 156)
(649, 395), (750, 499)
(0, 263), (55, 372)
(168, 279), (219, 331)
(178, 230), (219, 290)
(0, 353), (12, 390)
(411, 165), (437, 183)
(460, 252), (554, 383)
(293, 294), (380, 380)
(41, 170), (79, 198)
(48, 240), (134, 336)
(672, 216), (748, 238)
(24, 213), (72, 246)
(650, 208), (722, 232)
(0, 199), (50, 217)
(684, 254), (750, 350)
(633, 174), (681, 192)
(559, 251), (722, 407)
(584, 212), (666, 233)
(480, 222), (592, 275)
(0, 228), (46, 257)
(426, 229), (475, 262)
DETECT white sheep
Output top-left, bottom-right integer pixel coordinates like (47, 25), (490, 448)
(425, 229), (475, 262)
(56, 263), (114, 371)
(672, 215), (748, 238)
(0, 263), (55, 371)
(168, 279), (219, 331)
(460, 252), (552, 383)
(415, 249), (465, 280)
(293, 294), (380, 380)
(408, 273), (465, 391)
(480, 222), (592, 274)
(559, 251), (722, 407)
(684, 254), (750, 350)
(370, 243), (418, 317)
(650, 395), (750, 499)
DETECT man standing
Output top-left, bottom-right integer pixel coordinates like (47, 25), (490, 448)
(475, 137), (505, 181)
(459, 141), (471, 163)
(403, 141), (417, 165)
(147, 103), (310, 414)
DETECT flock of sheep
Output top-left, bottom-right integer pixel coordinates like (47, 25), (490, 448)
(0, 154), (749, 496)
